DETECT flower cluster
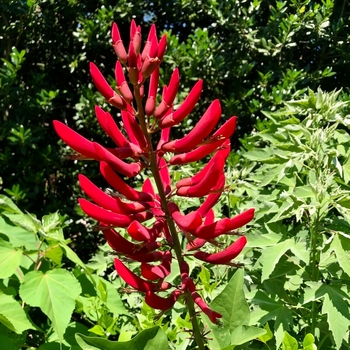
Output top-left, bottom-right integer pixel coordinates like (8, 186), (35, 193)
(54, 20), (254, 323)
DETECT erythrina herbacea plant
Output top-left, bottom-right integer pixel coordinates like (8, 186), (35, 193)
(53, 20), (254, 348)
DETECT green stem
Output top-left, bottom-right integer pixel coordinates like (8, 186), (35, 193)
(134, 87), (206, 350)
(310, 210), (320, 335)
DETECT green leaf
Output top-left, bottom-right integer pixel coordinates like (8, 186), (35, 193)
(59, 242), (86, 269)
(3, 213), (41, 234)
(258, 239), (294, 281)
(210, 269), (250, 331)
(303, 333), (317, 350)
(0, 292), (33, 333)
(45, 245), (63, 265)
(330, 234), (350, 277)
(343, 158), (350, 183)
(0, 195), (22, 214)
(321, 286), (350, 349)
(75, 326), (168, 350)
(42, 212), (61, 232)
(226, 325), (266, 348)
(0, 240), (22, 278)
(282, 331), (298, 350)
(258, 323), (273, 343)
(19, 269), (82, 342)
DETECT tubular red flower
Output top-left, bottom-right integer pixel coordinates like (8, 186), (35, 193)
(169, 118), (235, 165)
(157, 35), (167, 61)
(127, 220), (161, 242)
(162, 99), (222, 153)
(115, 61), (133, 103)
(141, 24), (157, 61)
(94, 143), (141, 178)
(158, 80), (203, 127)
(100, 162), (153, 202)
(53, 121), (101, 160)
(78, 198), (133, 227)
(145, 67), (160, 117)
(111, 23), (127, 64)
(191, 292), (222, 323)
(145, 290), (181, 310)
(194, 236), (247, 264)
(168, 202), (202, 233)
(154, 68), (180, 119)
(141, 251), (172, 280)
(114, 258), (159, 292)
(121, 111), (147, 149)
(176, 155), (225, 197)
(131, 21), (141, 54)
(158, 157), (171, 195)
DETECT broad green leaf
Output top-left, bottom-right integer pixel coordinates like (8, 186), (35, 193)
(342, 158), (350, 183)
(0, 216), (37, 250)
(42, 212), (61, 232)
(3, 213), (41, 234)
(303, 333), (317, 350)
(59, 242), (86, 269)
(258, 239), (293, 281)
(210, 269), (250, 331)
(0, 335), (17, 350)
(0, 292), (33, 333)
(75, 326), (168, 350)
(293, 185), (315, 199)
(45, 245), (63, 265)
(0, 195), (22, 214)
(258, 323), (273, 343)
(321, 287), (350, 349)
(20, 269), (82, 342)
(330, 234), (350, 277)
(225, 325), (266, 348)
(0, 240), (22, 278)
(282, 331), (298, 350)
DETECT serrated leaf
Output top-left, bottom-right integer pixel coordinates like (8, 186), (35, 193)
(0, 240), (22, 278)
(20, 269), (82, 342)
(259, 239), (293, 281)
(0, 293), (34, 333)
(282, 331), (298, 350)
(75, 326), (168, 350)
(321, 287), (350, 349)
(42, 212), (61, 232)
(3, 213), (41, 234)
(210, 269), (250, 331)
(330, 234), (350, 277)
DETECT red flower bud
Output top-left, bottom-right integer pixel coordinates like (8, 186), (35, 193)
(115, 61), (133, 103)
(158, 80), (203, 127)
(162, 99), (222, 153)
(194, 236), (247, 264)
(154, 68), (180, 119)
(127, 220), (160, 242)
(168, 202), (202, 233)
(141, 24), (157, 61)
(145, 290), (181, 310)
(145, 67), (159, 116)
(141, 251), (172, 280)
(111, 23), (127, 64)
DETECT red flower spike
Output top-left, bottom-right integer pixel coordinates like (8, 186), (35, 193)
(158, 157), (172, 195)
(181, 273), (196, 292)
(162, 99), (222, 153)
(115, 61), (133, 103)
(193, 217), (231, 240)
(128, 41), (139, 85)
(157, 126), (171, 153)
(142, 178), (156, 197)
(191, 292), (222, 323)
(169, 117), (236, 165)
(228, 208), (255, 231)
(145, 67), (160, 117)
(186, 237), (207, 251)
(154, 68), (180, 119)
(159, 80), (203, 127)
(53, 121), (101, 160)
(78, 198), (133, 227)
(141, 251), (172, 280)
(111, 23), (127, 64)
(176, 155), (225, 197)
(129, 251), (164, 263)
(145, 290), (181, 310)
(194, 236), (247, 264)
(100, 162), (153, 202)
(141, 38), (160, 79)
(130, 20), (137, 41)
(142, 24), (157, 61)
(114, 258), (159, 292)
(121, 110), (147, 149)
(93, 143), (141, 178)
(180, 261), (190, 275)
